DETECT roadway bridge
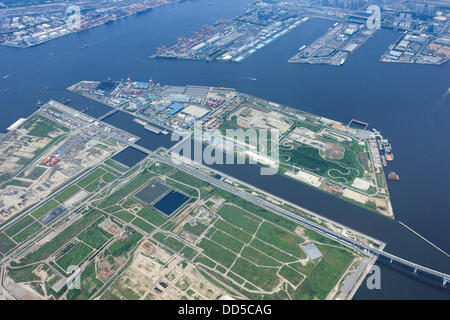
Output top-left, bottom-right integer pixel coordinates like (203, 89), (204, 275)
(98, 108), (118, 120)
(129, 142), (450, 287)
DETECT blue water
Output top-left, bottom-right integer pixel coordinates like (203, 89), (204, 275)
(112, 146), (148, 168)
(103, 110), (175, 150)
(153, 190), (190, 216)
(0, 0), (449, 299)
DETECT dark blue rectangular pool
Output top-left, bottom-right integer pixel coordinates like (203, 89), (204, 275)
(153, 190), (190, 216)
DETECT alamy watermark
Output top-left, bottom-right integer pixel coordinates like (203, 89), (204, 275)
(366, 265), (381, 290)
(66, 5), (81, 30)
(367, 5), (381, 30)
(66, 265), (82, 290)
(171, 121), (280, 176)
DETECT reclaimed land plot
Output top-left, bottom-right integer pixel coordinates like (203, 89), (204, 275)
(182, 221), (208, 237)
(109, 228), (142, 258)
(137, 207), (167, 226)
(0, 233), (15, 254)
(56, 242), (93, 271)
(153, 232), (184, 252)
(194, 255), (216, 269)
(98, 170), (155, 209)
(77, 168), (106, 188)
(231, 258), (281, 292)
(255, 222), (305, 258)
(210, 230), (244, 254)
(15, 209), (103, 266)
(12, 222), (42, 243)
(216, 204), (261, 234)
(77, 223), (112, 249)
(197, 238), (236, 268)
(214, 220), (252, 243)
(112, 210), (135, 223)
(55, 185), (81, 203)
(279, 265), (305, 287)
(241, 246), (281, 267)
(131, 217), (155, 234)
(291, 245), (354, 300)
(250, 238), (297, 263)
(66, 261), (104, 300)
(180, 246), (197, 260)
(25, 166), (47, 180)
(5, 216), (35, 237)
(104, 159), (128, 173)
(30, 199), (59, 219)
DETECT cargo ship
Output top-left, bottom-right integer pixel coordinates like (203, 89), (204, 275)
(388, 172), (400, 181)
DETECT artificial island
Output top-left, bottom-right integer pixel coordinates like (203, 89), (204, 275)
(0, 77), (404, 300)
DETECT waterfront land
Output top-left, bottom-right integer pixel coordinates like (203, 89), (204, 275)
(151, 1), (449, 66)
(0, 0), (184, 48)
(68, 79), (395, 217)
(0, 101), (381, 300)
(289, 22), (375, 66)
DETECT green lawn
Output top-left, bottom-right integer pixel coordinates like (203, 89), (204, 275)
(12, 222), (42, 243)
(210, 230), (244, 254)
(231, 258), (280, 292)
(131, 217), (155, 234)
(5, 216), (35, 237)
(30, 199), (59, 219)
(255, 222), (305, 258)
(216, 204), (261, 234)
(0, 233), (15, 254)
(137, 207), (167, 226)
(109, 228), (142, 257)
(78, 168), (106, 188)
(16, 209), (103, 266)
(56, 242), (93, 271)
(241, 246), (281, 267)
(197, 238), (236, 268)
(55, 185), (81, 203)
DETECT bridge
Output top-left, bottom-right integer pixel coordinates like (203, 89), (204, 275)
(128, 142), (450, 287)
(98, 108), (118, 120)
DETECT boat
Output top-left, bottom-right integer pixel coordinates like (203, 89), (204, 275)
(388, 172), (400, 181)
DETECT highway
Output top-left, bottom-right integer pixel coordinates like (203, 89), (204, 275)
(129, 142), (450, 286)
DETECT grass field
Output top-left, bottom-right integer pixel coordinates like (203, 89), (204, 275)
(16, 209), (103, 266)
(98, 170), (155, 209)
(12, 222), (42, 243)
(78, 168), (106, 188)
(66, 261), (104, 300)
(137, 207), (167, 226)
(0, 233), (15, 254)
(210, 230), (244, 254)
(241, 246), (281, 267)
(109, 228), (142, 258)
(5, 216), (35, 237)
(197, 238), (236, 268)
(56, 242), (93, 271)
(131, 217), (155, 234)
(112, 210), (135, 223)
(30, 199), (59, 219)
(255, 222), (305, 258)
(216, 204), (261, 234)
(55, 185), (81, 203)
(77, 222), (112, 249)
(231, 258), (280, 292)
